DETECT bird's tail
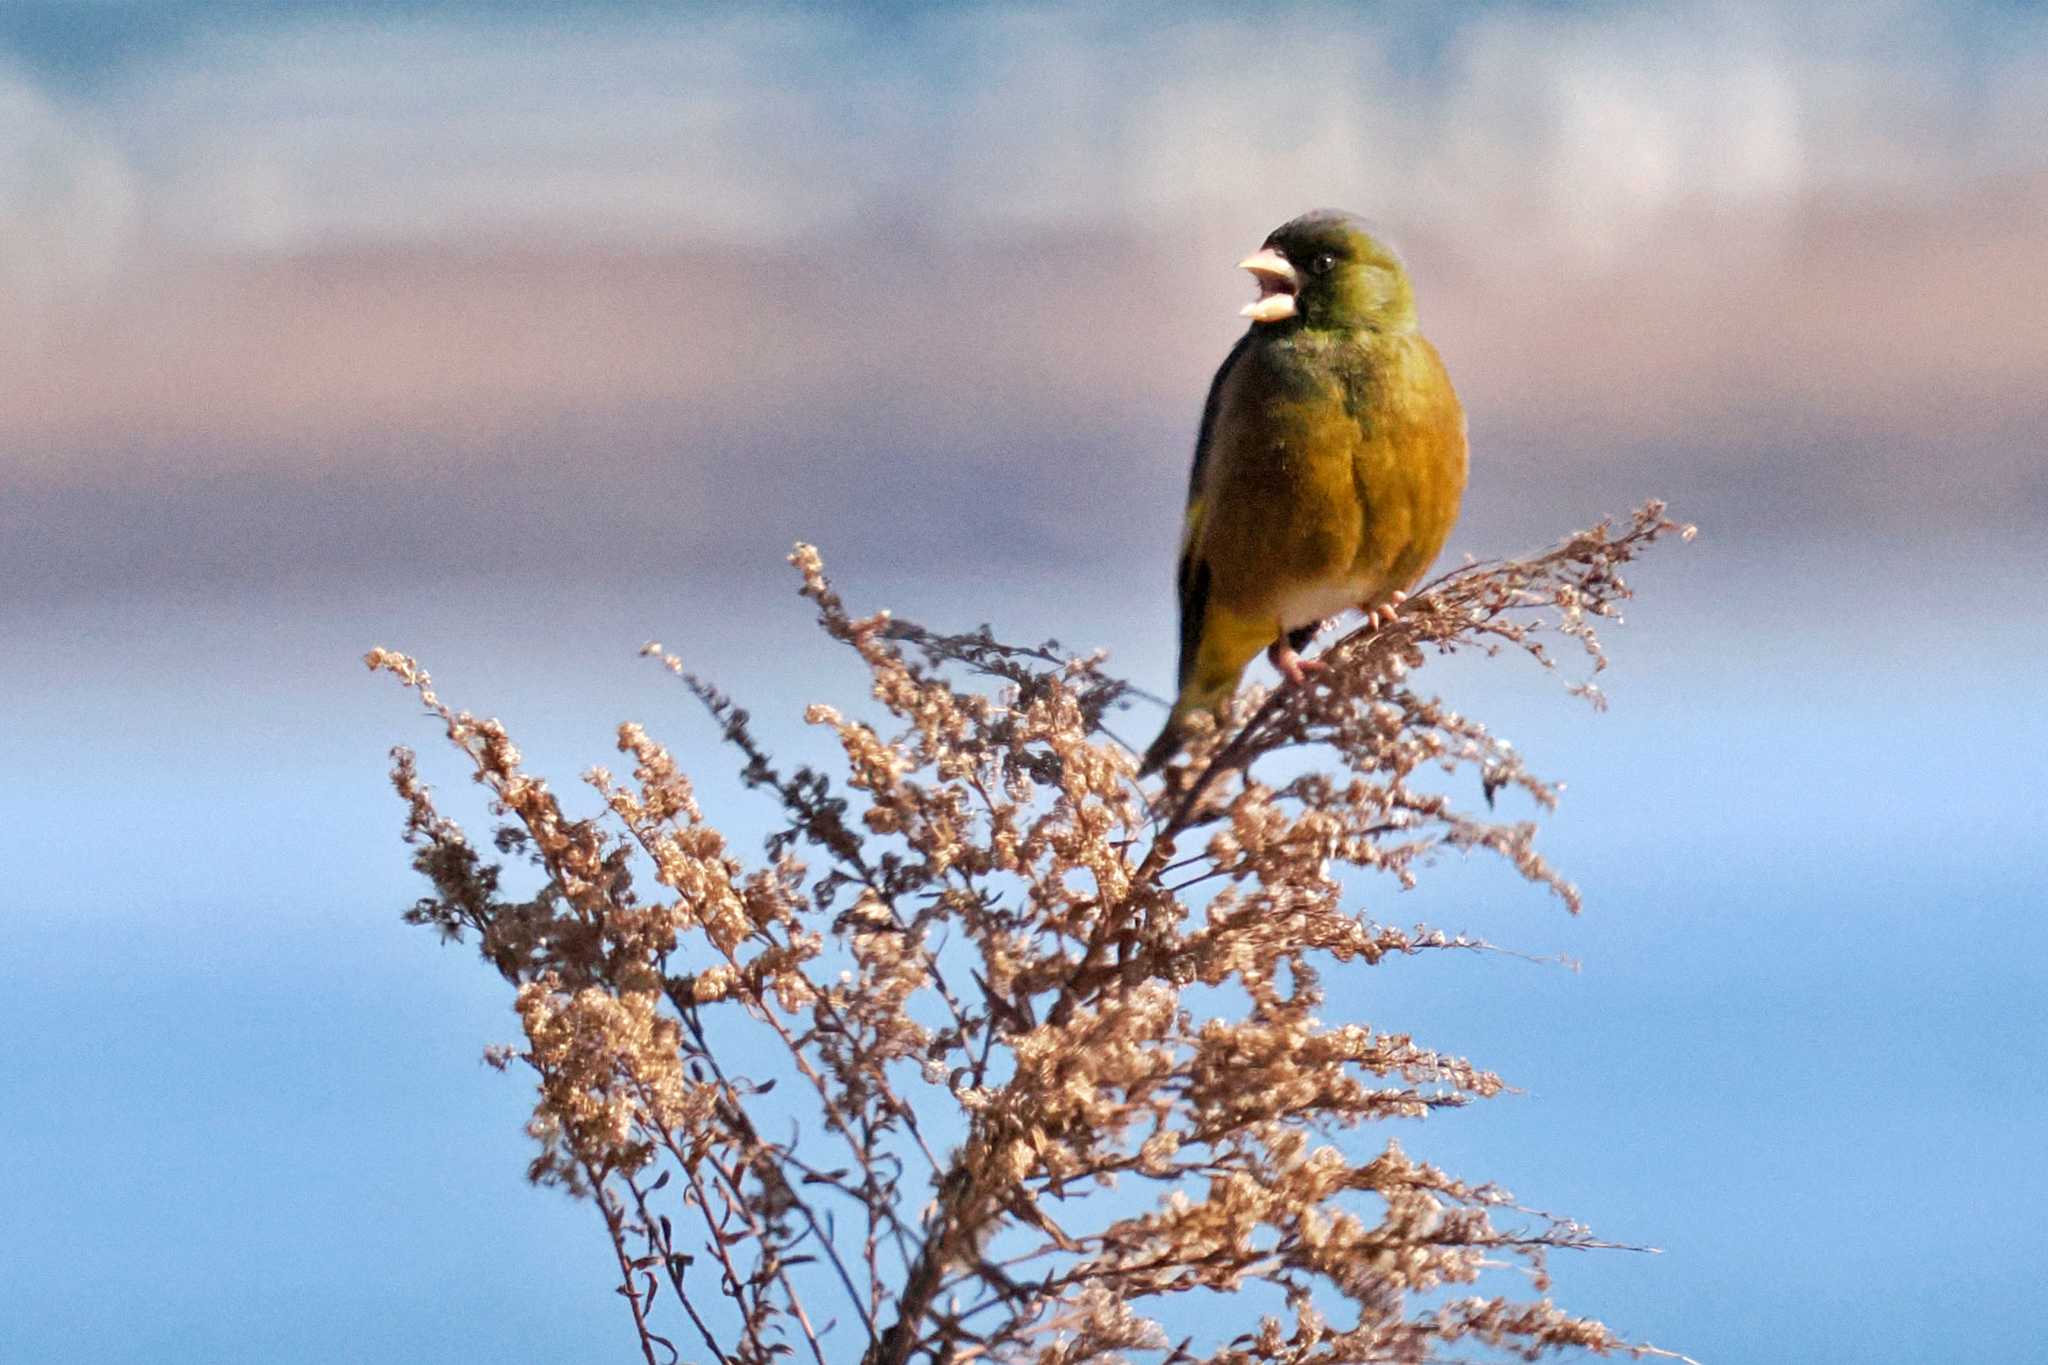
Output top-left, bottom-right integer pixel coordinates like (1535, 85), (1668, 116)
(1136, 715), (1189, 777)
(1137, 678), (1232, 776)
(1140, 603), (1274, 777)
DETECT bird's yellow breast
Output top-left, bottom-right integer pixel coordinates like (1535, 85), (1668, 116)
(1195, 329), (1466, 630)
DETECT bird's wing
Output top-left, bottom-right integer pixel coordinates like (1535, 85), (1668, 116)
(1180, 332), (1254, 552)
(1174, 332), (1254, 688)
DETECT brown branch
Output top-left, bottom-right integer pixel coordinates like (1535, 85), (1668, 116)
(370, 504), (1693, 1365)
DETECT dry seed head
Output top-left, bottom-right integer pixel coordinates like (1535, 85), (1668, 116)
(369, 505), (1693, 1365)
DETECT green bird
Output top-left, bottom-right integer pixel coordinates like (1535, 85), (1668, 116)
(1139, 210), (1468, 776)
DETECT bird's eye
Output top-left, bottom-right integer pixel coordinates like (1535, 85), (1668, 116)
(1312, 253), (1338, 276)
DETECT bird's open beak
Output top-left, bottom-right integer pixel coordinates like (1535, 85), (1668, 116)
(1238, 247), (1299, 323)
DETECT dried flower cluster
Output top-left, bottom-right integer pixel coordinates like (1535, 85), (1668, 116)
(368, 503), (1694, 1365)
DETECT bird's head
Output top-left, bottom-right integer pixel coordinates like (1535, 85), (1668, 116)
(1237, 209), (1415, 333)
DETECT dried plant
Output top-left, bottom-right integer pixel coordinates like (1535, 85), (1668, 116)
(367, 502), (1694, 1365)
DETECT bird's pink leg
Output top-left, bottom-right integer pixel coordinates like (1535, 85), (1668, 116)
(1266, 638), (1328, 687)
(1362, 590), (1409, 632)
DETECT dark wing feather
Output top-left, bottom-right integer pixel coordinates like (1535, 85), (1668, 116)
(1173, 332), (1254, 690)
(1185, 331), (1253, 505)
(1176, 558), (1212, 690)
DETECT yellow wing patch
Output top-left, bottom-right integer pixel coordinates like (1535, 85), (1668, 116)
(1178, 495), (1206, 560)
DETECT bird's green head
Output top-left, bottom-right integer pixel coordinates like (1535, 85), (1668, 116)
(1238, 209), (1415, 333)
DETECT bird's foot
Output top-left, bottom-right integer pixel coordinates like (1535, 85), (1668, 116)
(1362, 590), (1409, 633)
(1266, 639), (1329, 687)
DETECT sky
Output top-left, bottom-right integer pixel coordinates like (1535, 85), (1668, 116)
(3, 2), (2045, 1361)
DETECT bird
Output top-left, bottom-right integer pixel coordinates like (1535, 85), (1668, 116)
(1138, 209), (1468, 776)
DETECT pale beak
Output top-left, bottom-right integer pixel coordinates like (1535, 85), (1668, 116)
(1238, 247), (1299, 323)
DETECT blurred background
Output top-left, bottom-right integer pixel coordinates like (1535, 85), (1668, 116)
(4, 2), (2043, 1360)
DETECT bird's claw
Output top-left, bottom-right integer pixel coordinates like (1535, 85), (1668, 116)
(1362, 590), (1409, 633)
(1266, 640), (1329, 688)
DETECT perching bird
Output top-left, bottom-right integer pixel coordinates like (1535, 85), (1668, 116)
(1139, 210), (1468, 775)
